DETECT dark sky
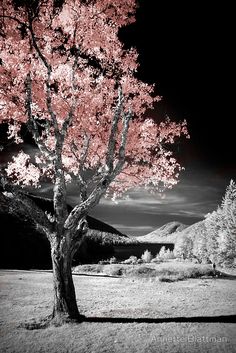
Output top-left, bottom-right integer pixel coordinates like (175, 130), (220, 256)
(89, 1), (236, 236)
(118, 1), (234, 169)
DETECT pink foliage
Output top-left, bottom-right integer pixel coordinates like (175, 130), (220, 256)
(0, 0), (189, 198)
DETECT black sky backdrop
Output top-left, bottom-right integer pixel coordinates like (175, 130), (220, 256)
(118, 1), (235, 169)
(90, 1), (236, 236)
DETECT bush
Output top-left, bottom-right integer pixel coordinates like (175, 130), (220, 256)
(104, 265), (124, 276)
(156, 247), (175, 260)
(122, 256), (138, 264)
(98, 260), (110, 265)
(73, 264), (103, 273)
(126, 265), (156, 277)
(141, 250), (153, 263)
(109, 256), (117, 264)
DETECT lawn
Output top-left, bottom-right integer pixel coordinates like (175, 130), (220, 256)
(0, 262), (236, 353)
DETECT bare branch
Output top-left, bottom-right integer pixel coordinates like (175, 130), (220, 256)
(64, 183), (105, 230)
(0, 14), (30, 29)
(27, 19), (59, 136)
(61, 46), (80, 138)
(0, 187), (53, 237)
(113, 109), (132, 176)
(71, 134), (90, 201)
(28, 21), (51, 72)
(105, 87), (124, 172)
(25, 72), (54, 159)
(79, 134), (90, 171)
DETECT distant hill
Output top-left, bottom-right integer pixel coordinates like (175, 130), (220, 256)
(0, 191), (133, 269)
(174, 220), (206, 240)
(26, 193), (125, 236)
(137, 221), (188, 243)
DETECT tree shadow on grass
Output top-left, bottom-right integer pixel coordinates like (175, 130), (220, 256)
(73, 273), (120, 278)
(83, 315), (236, 324)
(22, 314), (236, 330)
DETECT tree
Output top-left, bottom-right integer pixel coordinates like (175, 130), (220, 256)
(0, 0), (189, 325)
(141, 249), (152, 263)
(192, 222), (208, 263)
(218, 180), (236, 265)
(205, 180), (236, 266)
(205, 209), (222, 264)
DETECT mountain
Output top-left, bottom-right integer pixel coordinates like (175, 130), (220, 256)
(0, 190), (132, 269)
(174, 220), (206, 239)
(25, 192), (125, 236)
(136, 221), (188, 243)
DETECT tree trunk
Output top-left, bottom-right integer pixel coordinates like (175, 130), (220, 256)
(51, 240), (83, 323)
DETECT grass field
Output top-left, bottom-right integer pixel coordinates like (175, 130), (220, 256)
(0, 262), (236, 353)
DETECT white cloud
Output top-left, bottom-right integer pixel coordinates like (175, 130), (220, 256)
(112, 224), (154, 232)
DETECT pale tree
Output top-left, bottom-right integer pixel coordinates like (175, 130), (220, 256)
(0, 0), (189, 325)
(174, 232), (194, 260)
(205, 180), (236, 266)
(192, 223), (208, 263)
(219, 180), (236, 265)
(205, 209), (224, 264)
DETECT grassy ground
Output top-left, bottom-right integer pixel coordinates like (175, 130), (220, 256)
(0, 262), (236, 353)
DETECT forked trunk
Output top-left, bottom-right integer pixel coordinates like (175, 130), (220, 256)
(51, 241), (83, 323)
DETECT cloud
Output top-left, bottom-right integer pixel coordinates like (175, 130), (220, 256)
(112, 224), (154, 232)
(90, 168), (233, 236)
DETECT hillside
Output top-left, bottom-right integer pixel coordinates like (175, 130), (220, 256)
(0, 190), (133, 268)
(174, 220), (206, 240)
(26, 193), (125, 236)
(137, 221), (188, 243)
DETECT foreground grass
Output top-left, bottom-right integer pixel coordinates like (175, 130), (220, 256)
(0, 264), (236, 353)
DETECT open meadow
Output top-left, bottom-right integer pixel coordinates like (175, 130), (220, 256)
(0, 261), (236, 353)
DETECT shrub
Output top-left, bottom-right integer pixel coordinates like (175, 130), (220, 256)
(122, 256), (138, 264)
(158, 246), (166, 258)
(98, 260), (110, 265)
(126, 265), (156, 277)
(156, 247), (175, 260)
(104, 265), (124, 276)
(165, 249), (175, 259)
(73, 264), (103, 273)
(109, 256), (117, 264)
(141, 250), (153, 263)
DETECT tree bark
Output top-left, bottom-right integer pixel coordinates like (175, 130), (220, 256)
(50, 239), (83, 323)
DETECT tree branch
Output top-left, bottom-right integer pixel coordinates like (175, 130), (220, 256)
(61, 46), (80, 138)
(64, 99), (131, 231)
(105, 87), (124, 172)
(0, 14), (30, 30)
(25, 72), (54, 159)
(71, 134), (90, 201)
(113, 109), (132, 176)
(0, 185), (53, 237)
(27, 18), (59, 136)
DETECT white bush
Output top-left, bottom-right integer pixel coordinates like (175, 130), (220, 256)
(141, 250), (153, 263)
(157, 247), (175, 260)
(123, 255), (138, 264)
